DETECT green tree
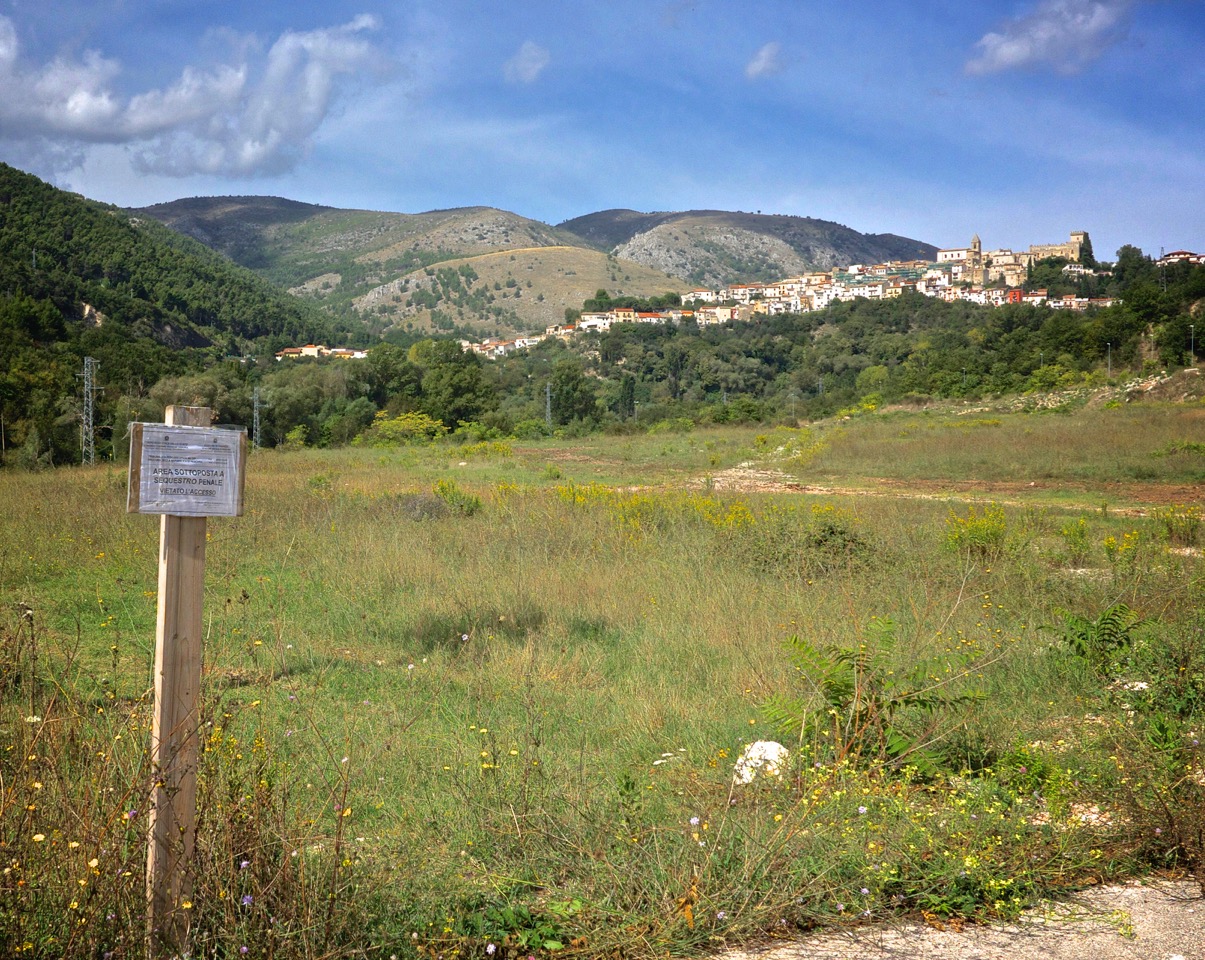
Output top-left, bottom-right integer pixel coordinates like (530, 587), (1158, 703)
(549, 359), (598, 425)
(416, 340), (495, 427)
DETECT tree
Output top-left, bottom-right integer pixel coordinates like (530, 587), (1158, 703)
(1078, 232), (1096, 269)
(548, 359), (598, 425)
(417, 340), (495, 427)
(618, 373), (636, 420)
(365, 342), (421, 406)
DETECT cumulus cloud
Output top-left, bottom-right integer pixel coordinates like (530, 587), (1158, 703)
(966, 0), (1136, 75)
(503, 40), (550, 84)
(745, 41), (783, 79)
(0, 14), (387, 177)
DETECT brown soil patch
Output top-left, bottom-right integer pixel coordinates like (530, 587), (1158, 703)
(702, 467), (1202, 515)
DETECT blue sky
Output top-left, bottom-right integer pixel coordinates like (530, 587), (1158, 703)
(1, 0), (1201, 260)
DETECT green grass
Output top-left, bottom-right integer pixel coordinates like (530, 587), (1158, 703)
(799, 404), (1205, 491)
(1, 406), (1202, 958)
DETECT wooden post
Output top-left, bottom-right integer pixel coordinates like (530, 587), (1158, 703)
(146, 405), (210, 957)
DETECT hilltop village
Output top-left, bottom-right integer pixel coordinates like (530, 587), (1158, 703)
(274, 233), (1204, 363)
(463, 231), (1125, 360)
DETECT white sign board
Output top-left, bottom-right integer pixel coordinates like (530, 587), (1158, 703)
(127, 423), (246, 517)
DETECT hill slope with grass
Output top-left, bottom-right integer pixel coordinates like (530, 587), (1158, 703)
(557, 209), (938, 287)
(135, 196), (688, 336)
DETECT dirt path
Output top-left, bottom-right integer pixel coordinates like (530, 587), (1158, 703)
(719, 880), (1204, 960)
(703, 465), (1202, 515)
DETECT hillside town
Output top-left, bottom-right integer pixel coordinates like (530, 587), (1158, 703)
(275, 235), (1204, 362)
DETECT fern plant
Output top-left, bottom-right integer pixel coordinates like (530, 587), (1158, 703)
(762, 618), (982, 777)
(1057, 603), (1148, 674)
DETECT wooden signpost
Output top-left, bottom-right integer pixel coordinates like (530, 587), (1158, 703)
(128, 406), (246, 956)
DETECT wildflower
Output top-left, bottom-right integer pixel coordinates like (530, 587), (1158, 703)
(240, 860), (250, 870)
(242, 894), (254, 906)
(486, 945), (496, 955)
(240, 948), (249, 955)
(836, 903), (845, 912)
(32, 834), (45, 843)
(716, 910), (727, 920)
(858, 805), (868, 814)
(860, 888), (870, 896)
(689, 816), (700, 826)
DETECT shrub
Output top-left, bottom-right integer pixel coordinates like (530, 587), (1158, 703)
(762, 618), (983, 777)
(1152, 504), (1201, 546)
(945, 503), (1008, 560)
(356, 410), (447, 446)
(434, 478), (482, 516)
(1059, 516), (1092, 567)
(1056, 603), (1148, 676)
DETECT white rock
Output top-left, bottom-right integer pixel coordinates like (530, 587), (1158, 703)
(733, 740), (789, 784)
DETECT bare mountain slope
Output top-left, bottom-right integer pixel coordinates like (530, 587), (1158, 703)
(559, 209), (937, 287)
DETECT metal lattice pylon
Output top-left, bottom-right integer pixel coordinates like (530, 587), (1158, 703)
(81, 356), (99, 465)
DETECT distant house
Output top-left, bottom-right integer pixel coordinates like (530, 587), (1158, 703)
(275, 344), (366, 360)
(578, 313), (613, 332)
(1159, 250), (1204, 266)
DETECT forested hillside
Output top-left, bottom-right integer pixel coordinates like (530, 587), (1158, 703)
(0, 164), (346, 465)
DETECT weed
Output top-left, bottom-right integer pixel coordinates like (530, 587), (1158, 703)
(434, 478), (483, 516)
(945, 503), (1008, 560)
(1059, 517), (1092, 567)
(762, 618), (984, 777)
(1152, 504), (1201, 546)
(1057, 604), (1149, 675)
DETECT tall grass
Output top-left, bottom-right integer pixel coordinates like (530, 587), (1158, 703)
(1, 408), (1202, 957)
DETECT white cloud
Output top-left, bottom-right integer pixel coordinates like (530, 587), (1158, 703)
(745, 41), (783, 80)
(0, 14), (388, 177)
(503, 40), (550, 84)
(966, 0), (1136, 75)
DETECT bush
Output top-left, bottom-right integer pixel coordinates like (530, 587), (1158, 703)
(356, 410), (448, 446)
(945, 503), (1008, 560)
(434, 478), (482, 516)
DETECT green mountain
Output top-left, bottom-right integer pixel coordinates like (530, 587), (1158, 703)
(557, 209), (939, 287)
(0, 163), (338, 465)
(133, 196), (689, 338)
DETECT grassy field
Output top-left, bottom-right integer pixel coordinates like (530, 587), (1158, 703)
(1, 402), (1202, 958)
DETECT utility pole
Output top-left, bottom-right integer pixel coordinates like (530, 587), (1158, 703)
(545, 382), (552, 428)
(252, 387), (261, 449)
(1107, 342), (1112, 379)
(80, 356), (99, 465)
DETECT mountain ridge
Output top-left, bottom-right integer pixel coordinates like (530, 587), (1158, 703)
(134, 195), (939, 334)
(557, 209), (938, 288)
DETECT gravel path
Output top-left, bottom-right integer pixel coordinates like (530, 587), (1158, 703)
(720, 881), (1203, 960)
